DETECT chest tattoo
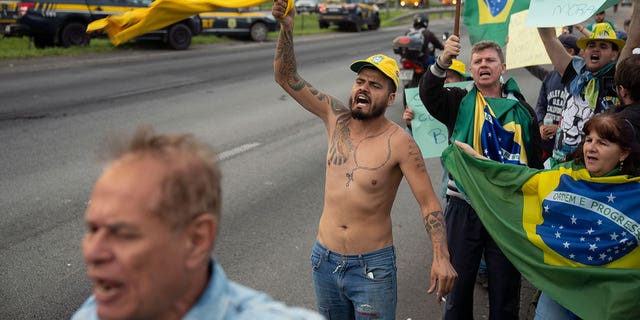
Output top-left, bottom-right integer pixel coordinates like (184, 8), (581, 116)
(345, 126), (398, 187)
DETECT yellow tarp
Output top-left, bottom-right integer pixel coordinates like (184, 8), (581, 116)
(87, 0), (289, 46)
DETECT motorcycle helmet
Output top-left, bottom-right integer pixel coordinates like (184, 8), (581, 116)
(413, 13), (429, 29)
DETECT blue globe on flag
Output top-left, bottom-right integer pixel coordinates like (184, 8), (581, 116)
(484, 0), (508, 17)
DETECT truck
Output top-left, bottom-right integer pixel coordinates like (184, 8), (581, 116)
(15, 0), (201, 49)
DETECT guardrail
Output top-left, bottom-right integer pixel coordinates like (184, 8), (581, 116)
(385, 6), (456, 23)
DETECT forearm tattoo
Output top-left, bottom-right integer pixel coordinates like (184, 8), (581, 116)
(275, 29), (335, 106)
(275, 30), (305, 91)
(424, 210), (445, 243)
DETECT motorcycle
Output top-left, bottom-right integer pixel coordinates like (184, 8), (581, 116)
(392, 29), (429, 90)
(392, 29), (443, 111)
(392, 30), (449, 90)
(393, 30), (449, 132)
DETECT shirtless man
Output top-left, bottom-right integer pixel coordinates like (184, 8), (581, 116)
(272, 1), (456, 319)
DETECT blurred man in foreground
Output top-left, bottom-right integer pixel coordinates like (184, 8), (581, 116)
(72, 128), (323, 320)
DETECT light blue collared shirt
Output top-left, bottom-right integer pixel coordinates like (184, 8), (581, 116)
(71, 257), (324, 320)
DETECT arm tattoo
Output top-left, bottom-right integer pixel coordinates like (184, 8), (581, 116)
(408, 139), (426, 172)
(275, 29), (332, 105)
(289, 74), (306, 91)
(275, 29), (294, 75)
(423, 210), (445, 243)
(309, 86), (331, 104)
(328, 109), (352, 165)
(275, 29), (305, 91)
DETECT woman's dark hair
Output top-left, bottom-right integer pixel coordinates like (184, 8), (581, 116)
(573, 113), (640, 176)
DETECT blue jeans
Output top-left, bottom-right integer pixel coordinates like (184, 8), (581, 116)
(534, 292), (581, 320)
(310, 241), (397, 320)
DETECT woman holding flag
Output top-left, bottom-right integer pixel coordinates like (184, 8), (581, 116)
(445, 112), (640, 320)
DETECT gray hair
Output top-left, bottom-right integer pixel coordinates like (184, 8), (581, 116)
(106, 127), (222, 229)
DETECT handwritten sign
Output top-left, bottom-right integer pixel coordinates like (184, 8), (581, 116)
(526, 0), (618, 27)
(405, 87), (449, 159)
(506, 10), (557, 70)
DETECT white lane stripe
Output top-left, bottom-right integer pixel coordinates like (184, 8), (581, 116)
(218, 142), (261, 161)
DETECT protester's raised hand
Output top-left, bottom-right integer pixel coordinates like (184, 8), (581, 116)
(272, 0), (295, 28)
(440, 34), (461, 65)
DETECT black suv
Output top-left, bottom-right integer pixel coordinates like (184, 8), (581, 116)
(16, 0), (201, 49)
(317, 0), (380, 32)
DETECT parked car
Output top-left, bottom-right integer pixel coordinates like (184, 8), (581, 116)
(15, 0), (202, 49)
(295, 0), (319, 13)
(317, 0), (380, 32)
(0, 0), (18, 35)
(199, 8), (278, 42)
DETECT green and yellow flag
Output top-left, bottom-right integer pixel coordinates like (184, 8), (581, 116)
(462, 0), (530, 46)
(87, 0), (272, 46)
(451, 78), (535, 166)
(443, 143), (640, 320)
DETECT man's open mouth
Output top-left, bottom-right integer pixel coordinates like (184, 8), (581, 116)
(355, 94), (370, 106)
(92, 277), (125, 302)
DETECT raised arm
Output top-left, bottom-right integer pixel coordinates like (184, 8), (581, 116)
(418, 34), (466, 131)
(272, 0), (337, 122)
(617, 0), (640, 67)
(398, 133), (457, 301)
(574, 24), (590, 37)
(537, 27), (572, 76)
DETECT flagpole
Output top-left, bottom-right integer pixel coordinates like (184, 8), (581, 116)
(453, 0), (461, 37)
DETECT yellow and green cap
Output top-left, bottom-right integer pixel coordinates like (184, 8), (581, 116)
(448, 59), (469, 78)
(577, 23), (625, 51)
(350, 54), (400, 92)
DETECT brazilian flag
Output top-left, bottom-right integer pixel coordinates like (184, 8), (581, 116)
(452, 78), (535, 166)
(443, 143), (640, 320)
(462, 0), (530, 46)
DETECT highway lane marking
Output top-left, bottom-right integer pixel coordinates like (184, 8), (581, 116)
(218, 142), (261, 161)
